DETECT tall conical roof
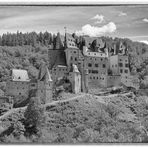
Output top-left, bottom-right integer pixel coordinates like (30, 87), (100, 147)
(38, 63), (52, 82)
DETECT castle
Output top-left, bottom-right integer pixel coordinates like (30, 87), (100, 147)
(48, 32), (139, 93)
(5, 32), (140, 105)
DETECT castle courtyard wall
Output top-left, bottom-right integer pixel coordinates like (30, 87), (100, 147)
(5, 81), (29, 103)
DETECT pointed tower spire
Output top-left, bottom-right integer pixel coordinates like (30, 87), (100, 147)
(64, 27), (67, 48)
(38, 62), (52, 82)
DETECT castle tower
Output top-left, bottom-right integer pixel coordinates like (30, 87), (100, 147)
(84, 69), (89, 93)
(37, 63), (53, 104)
(68, 64), (81, 94)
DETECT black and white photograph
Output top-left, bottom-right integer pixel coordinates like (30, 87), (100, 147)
(0, 1), (148, 144)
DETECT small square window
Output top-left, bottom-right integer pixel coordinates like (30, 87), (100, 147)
(125, 69), (128, 73)
(88, 63), (92, 67)
(95, 64), (98, 67)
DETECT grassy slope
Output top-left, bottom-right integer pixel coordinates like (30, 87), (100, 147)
(0, 92), (148, 143)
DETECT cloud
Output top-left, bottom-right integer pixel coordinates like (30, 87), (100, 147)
(143, 18), (148, 23)
(118, 12), (127, 16)
(91, 14), (104, 24)
(76, 22), (117, 37)
(140, 40), (148, 45)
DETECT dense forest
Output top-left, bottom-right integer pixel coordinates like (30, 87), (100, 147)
(0, 31), (53, 47)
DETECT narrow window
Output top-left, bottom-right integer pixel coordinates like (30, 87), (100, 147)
(125, 64), (129, 67)
(103, 64), (106, 68)
(119, 63), (123, 67)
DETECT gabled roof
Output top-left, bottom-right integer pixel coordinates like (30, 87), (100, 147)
(11, 69), (30, 82)
(38, 63), (52, 82)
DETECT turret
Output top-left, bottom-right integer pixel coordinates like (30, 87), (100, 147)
(37, 63), (53, 104)
(68, 64), (81, 94)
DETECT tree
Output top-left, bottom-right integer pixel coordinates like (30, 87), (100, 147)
(24, 97), (45, 137)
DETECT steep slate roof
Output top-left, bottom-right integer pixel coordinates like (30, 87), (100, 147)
(54, 51), (67, 67)
(83, 36), (96, 48)
(65, 33), (78, 49)
(38, 63), (52, 82)
(11, 69), (30, 82)
(55, 32), (65, 49)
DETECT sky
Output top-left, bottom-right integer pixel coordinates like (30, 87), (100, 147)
(0, 5), (148, 43)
